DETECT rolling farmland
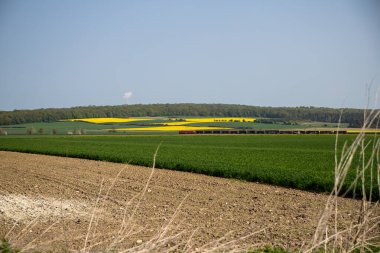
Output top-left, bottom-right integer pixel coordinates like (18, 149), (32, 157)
(1, 0), (379, 250)
(0, 116), (362, 135)
(0, 134), (377, 199)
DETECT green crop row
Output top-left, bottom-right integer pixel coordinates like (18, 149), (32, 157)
(0, 135), (378, 199)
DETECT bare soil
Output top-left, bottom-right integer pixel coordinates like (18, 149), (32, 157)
(0, 151), (363, 252)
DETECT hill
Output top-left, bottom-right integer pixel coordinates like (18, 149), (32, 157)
(0, 103), (366, 127)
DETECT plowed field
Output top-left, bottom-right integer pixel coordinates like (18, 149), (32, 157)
(0, 151), (363, 252)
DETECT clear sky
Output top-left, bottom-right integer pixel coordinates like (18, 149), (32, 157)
(0, 0), (379, 111)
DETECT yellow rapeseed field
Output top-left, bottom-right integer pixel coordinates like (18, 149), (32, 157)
(66, 116), (254, 124)
(347, 129), (380, 134)
(145, 117), (255, 130)
(167, 117), (255, 123)
(111, 126), (231, 131)
(65, 117), (253, 131)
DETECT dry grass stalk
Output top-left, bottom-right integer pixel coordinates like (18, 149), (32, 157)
(82, 142), (262, 252)
(305, 100), (380, 252)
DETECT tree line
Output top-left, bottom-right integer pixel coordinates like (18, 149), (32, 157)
(0, 103), (370, 127)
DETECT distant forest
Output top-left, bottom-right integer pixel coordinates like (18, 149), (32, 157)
(0, 103), (370, 127)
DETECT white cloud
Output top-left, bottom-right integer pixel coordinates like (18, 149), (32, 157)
(123, 91), (133, 102)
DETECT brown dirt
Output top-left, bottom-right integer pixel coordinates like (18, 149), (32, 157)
(0, 151), (363, 252)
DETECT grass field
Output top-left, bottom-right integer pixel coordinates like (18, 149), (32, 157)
(0, 134), (377, 199)
(0, 120), (171, 135)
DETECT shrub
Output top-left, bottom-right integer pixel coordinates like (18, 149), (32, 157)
(26, 127), (36, 135)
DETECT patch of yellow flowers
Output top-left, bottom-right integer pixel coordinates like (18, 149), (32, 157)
(115, 126), (231, 131)
(347, 129), (380, 134)
(168, 117), (255, 123)
(65, 117), (255, 131)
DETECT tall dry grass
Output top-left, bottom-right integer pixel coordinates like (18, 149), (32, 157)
(304, 97), (380, 252)
(79, 143), (263, 252)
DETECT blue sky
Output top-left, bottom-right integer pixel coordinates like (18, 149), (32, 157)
(0, 0), (379, 110)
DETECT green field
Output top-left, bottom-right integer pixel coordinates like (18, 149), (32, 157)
(0, 119), (172, 135)
(0, 135), (377, 199)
